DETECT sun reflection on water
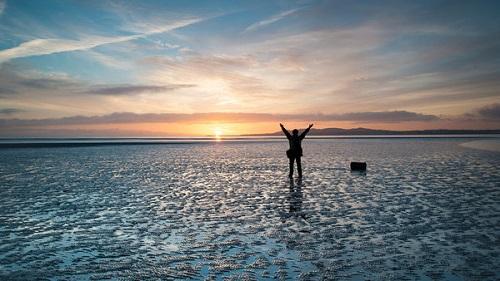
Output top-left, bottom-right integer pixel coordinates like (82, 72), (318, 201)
(214, 127), (222, 141)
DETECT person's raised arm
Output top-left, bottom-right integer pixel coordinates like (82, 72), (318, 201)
(300, 124), (313, 139)
(280, 123), (291, 139)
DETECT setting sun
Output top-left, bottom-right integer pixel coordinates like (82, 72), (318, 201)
(214, 127), (223, 139)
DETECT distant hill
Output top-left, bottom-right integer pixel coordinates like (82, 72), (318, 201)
(245, 127), (500, 136)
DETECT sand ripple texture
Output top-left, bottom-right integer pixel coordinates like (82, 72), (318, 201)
(0, 138), (499, 280)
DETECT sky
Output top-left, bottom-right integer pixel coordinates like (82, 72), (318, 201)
(0, 0), (499, 136)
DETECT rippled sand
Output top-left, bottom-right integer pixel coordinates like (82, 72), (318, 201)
(1, 138), (499, 280)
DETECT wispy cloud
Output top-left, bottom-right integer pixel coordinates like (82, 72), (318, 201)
(82, 50), (131, 69)
(0, 66), (80, 97)
(0, 86), (17, 96)
(84, 84), (195, 96)
(0, 0), (5, 17)
(245, 8), (301, 32)
(0, 66), (194, 111)
(0, 108), (22, 115)
(0, 18), (201, 63)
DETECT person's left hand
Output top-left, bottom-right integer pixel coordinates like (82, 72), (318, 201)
(309, 123), (314, 128)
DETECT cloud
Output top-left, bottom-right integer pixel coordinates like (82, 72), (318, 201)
(0, 37), (125, 63)
(456, 103), (500, 121)
(245, 8), (301, 32)
(0, 86), (17, 96)
(476, 103), (500, 119)
(83, 50), (131, 69)
(84, 84), (195, 96)
(0, 66), (192, 97)
(0, 0), (5, 17)
(0, 18), (202, 63)
(0, 108), (22, 115)
(0, 66), (80, 97)
(324, 111), (439, 122)
(140, 54), (279, 111)
(0, 110), (439, 127)
(18, 77), (77, 89)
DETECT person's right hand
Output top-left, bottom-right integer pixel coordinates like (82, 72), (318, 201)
(309, 123), (314, 128)
(280, 123), (284, 127)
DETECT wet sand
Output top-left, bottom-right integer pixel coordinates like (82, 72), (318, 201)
(460, 139), (500, 152)
(0, 138), (499, 280)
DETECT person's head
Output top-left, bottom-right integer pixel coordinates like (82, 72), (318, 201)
(292, 129), (298, 136)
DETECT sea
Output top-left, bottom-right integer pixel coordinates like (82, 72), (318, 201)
(0, 136), (499, 280)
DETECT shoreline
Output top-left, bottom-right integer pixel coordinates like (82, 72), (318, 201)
(0, 134), (499, 148)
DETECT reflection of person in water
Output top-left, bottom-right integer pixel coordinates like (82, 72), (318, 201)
(287, 178), (306, 221)
(280, 123), (313, 178)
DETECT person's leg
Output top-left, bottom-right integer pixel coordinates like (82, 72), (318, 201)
(297, 157), (302, 178)
(289, 157), (294, 178)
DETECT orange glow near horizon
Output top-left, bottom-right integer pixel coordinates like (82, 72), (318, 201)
(21, 118), (500, 138)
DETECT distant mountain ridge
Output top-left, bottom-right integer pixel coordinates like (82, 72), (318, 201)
(245, 127), (500, 136)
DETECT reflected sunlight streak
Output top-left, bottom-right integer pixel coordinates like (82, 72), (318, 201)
(214, 127), (222, 141)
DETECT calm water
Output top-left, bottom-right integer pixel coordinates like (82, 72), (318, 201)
(0, 138), (499, 280)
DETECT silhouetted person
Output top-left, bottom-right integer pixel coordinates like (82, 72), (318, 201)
(280, 123), (313, 178)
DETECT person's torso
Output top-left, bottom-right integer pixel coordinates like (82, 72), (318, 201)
(288, 135), (302, 151)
